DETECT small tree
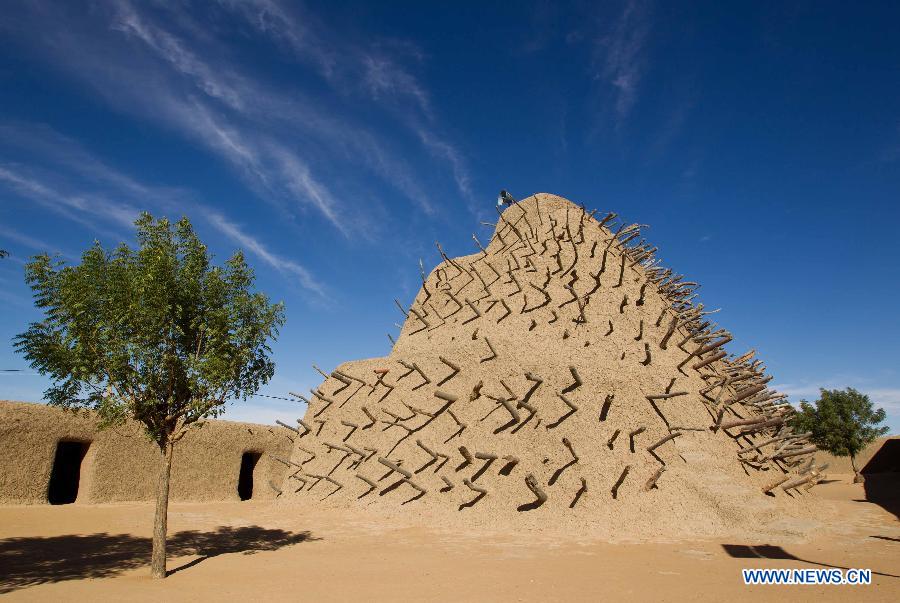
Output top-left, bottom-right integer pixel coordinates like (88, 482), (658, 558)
(792, 388), (889, 483)
(15, 213), (285, 578)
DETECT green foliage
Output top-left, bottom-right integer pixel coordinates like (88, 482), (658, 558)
(792, 387), (889, 459)
(15, 213), (285, 448)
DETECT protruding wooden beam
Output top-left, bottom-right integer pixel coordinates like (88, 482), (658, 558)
(647, 431), (683, 452)
(599, 393), (614, 421)
(607, 429), (621, 450)
(646, 391), (688, 400)
(378, 457), (412, 479)
(521, 473), (548, 509)
(276, 420), (299, 434)
(692, 350), (727, 370)
(437, 356), (461, 386)
(561, 365), (583, 394)
(435, 390), (459, 403)
(644, 466), (666, 491)
(611, 465), (630, 499)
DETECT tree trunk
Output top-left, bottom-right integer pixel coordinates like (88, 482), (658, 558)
(151, 440), (174, 579)
(850, 454), (864, 484)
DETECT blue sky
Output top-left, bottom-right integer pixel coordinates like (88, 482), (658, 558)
(1, 1), (898, 432)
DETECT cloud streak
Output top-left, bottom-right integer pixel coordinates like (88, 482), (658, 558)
(0, 165), (138, 234)
(0, 223), (67, 257)
(0, 120), (191, 207)
(5, 0), (476, 227)
(205, 211), (326, 298)
(0, 122), (327, 300)
(776, 381), (900, 417)
(105, 2), (354, 233)
(593, 0), (652, 125)
(218, 0), (472, 205)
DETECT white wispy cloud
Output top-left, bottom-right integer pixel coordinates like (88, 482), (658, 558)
(0, 165), (139, 233)
(221, 399), (303, 426)
(0, 224), (59, 254)
(413, 124), (474, 202)
(217, 0), (338, 80)
(351, 130), (434, 214)
(362, 55), (434, 119)
(594, 0), (651, 124)
(224, 0), (429, 112)
(111, 2), (248, 112)
(122, 0), (464, 214)
(0, 121), (195, 245)
(266, 144), (345, 234)
(1, 122), (327, 300)
(219, 0), (473, 206)
(869, 388), (900, 413)
(113, 0), (462, 220)
(205, 211), (326, 298)
(2, 0), (478, 245)
(775, 380), (900, 416)
(0, 288), (33, 310)
(102, 3), (352, 232)
(0, 122), (190, 209)
(1, 0), (453, 232)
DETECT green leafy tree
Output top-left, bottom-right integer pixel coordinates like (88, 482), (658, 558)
(15, 213), (285, 578)
(792, 388), (889, 483)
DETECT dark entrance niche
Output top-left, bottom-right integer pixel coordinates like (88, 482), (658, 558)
(48, 441), (90, 504)
(238, 452), (262, 501)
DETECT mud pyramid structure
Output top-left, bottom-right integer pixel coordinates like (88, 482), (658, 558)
(274, 193), (824, 539)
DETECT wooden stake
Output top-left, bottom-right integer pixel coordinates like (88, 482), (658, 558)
(611, 465), (630, 499)
(644, 466), (666, 491)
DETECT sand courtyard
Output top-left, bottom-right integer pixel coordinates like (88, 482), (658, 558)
(1, 474), (897, 601)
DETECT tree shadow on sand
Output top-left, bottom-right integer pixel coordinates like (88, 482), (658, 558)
(0, 526), (318, 594)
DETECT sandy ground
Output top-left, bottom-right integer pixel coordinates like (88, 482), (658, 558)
(1, 474), (897, 602)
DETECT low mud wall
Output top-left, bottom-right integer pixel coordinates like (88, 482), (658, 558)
(0, 400), (292, 504)
(814, 436), (898, 474)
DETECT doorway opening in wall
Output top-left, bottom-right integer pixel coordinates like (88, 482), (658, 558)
(238, 452), (261, 501)
(47, 440), (90, 504)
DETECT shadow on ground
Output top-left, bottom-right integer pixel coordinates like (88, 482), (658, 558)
(721, 544), (899, 579)
(0, 526), (318, 593)
(861, 474), (900, 520)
